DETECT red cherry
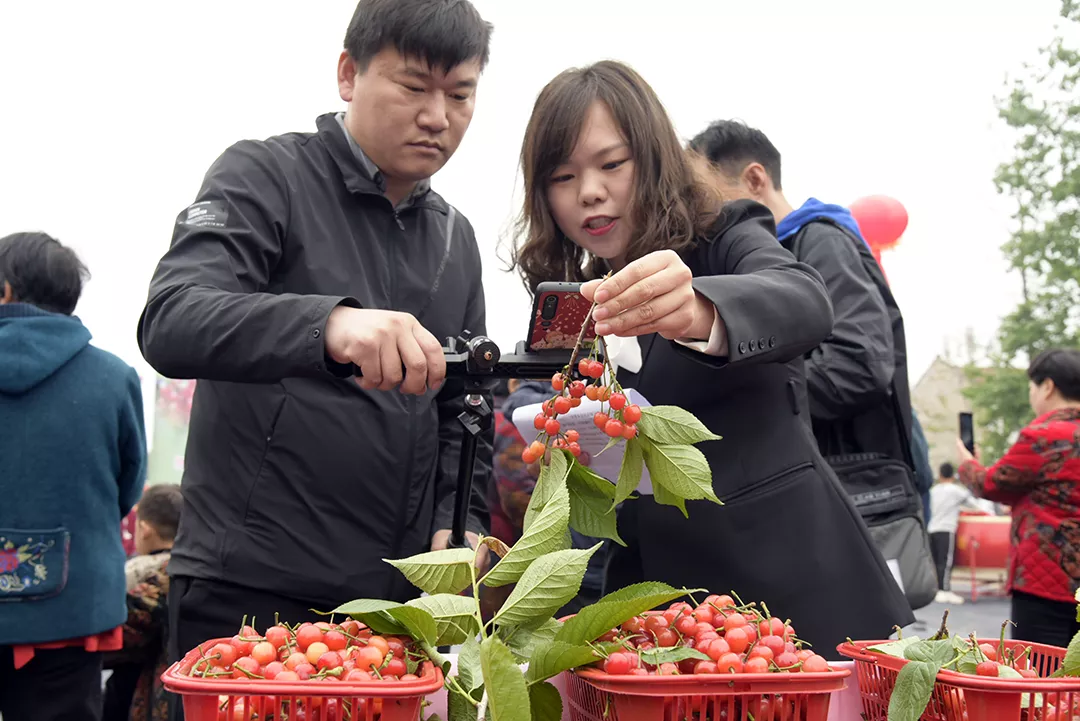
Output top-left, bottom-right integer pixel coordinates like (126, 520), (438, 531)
(604, 419), (625, 438)
(551, 373), (565, 391)
(609, 393), (627, 410)
(553, 396), (572, 415)
(545, 418), (561, 435)
(533, 414), (547, 430)
(594, 412), (610, 429)
(621, 424), (637, 439)
(623, 404), (643, 423)
(569, 381), (586, 398)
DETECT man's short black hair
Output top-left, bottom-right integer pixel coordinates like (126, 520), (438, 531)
(688, 120), (783, 190)
(137, 484), (184, 542)
(1029, 348), (1080, 402)
(0, 232), (89, 315)
(939, 462), (955, 479)
(344, 0), (493, 74)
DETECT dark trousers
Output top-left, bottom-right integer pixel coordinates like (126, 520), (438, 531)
(167, 576), (332, 721)
(929, 531), (955, 592)
(0, 646), (103, 721)
(1011, 590), (1080, 650)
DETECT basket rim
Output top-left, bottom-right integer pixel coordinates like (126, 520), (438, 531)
(162, 636), (444, 698)
(571, 664), (850, 696)
(837, 639), (1080, 691)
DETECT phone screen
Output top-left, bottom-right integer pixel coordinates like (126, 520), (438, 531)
(959, 412), (975, 455)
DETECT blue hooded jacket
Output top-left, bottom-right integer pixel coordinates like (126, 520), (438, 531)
(0, 303), (146, 645)
(776, 198), (868, 245)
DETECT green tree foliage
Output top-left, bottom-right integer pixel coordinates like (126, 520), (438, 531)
(966, 0), (1080, 458)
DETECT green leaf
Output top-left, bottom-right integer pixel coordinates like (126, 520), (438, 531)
(887, 660), (938, 721)
(480, 636), (531, 721)
(956, 652), (979, 675)
(484, 479), (571, 587)
(595, 435), (622, 456)
(449, 689), (479, 721)
(639, 646), (710, 666)
(904, 639), (956, 668)
(385, 549), (476, 596)
(523, 450), (572, 533)
(869, 636), (922, 658)
(494, 546), (601, 630)
(505, 619), (563, 663)
(457, 634), (483, 693)
(528, 682), (563, 721)
(651, 480), (688, 517)
(555, 582), (700, 646)
(525, 641), (603, 685)
(567, 461), (624, 545)
(640, 437), (720, 506)
(405, 594), (479, 647)
(638, 406), (721, 445)
(1063, 628), (1080, 676)
(328, 599), (437, 645)
(614, 437), (643, 507)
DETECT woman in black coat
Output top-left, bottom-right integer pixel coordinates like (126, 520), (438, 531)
(510, 60), (914, 657)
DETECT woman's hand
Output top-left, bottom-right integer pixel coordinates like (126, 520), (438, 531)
(955, 438), (978, 464)
(582, 250), (715, 340)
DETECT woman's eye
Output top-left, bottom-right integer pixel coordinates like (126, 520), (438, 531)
(603, 159), (629, 171)
(549, 174), (573, 184)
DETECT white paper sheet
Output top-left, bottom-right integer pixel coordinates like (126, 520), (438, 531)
(511, 388), (654, 495)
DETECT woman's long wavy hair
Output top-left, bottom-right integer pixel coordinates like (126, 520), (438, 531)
(509, 60), (722, 294)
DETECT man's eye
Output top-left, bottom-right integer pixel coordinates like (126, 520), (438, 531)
(403, 85), (425, 93)
(451, 93), (471, 102)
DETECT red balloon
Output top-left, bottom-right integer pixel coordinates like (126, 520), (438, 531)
(849, 195), (908, 250)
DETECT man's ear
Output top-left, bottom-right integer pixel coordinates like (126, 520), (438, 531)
(741, 163), (773, 197)
(338, 51), (358, 103)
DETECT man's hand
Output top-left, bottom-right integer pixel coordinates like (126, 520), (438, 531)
(582, 250), (714, 341)
(324, 307), (446, 395)
(431, 529), (490, 570)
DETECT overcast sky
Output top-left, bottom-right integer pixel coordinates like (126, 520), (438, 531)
(0, 0), (1062, 403)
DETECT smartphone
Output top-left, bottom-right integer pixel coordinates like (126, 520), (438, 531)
(526, 282), (597, 352)
(959, 412), (975, 455)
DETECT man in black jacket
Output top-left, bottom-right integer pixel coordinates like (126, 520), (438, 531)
(690, 121), (936, 607)
(138, 0), (495, 667)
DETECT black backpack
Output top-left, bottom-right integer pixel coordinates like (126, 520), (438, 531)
(788, 223), (939, 610)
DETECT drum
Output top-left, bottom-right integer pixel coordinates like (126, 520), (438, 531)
(954, 512), (1011, 569)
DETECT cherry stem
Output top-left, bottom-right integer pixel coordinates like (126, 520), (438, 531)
(569, 272), (611, 372)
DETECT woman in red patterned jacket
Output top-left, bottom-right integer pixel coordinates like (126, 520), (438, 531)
(957, 348), (1080, 648)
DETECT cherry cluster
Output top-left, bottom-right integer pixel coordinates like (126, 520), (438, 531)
(593, 596), (831, 676)
(180, 619), (431, 685)
(521, 356), (642, 465)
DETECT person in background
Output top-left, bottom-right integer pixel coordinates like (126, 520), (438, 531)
(689, 120), (933, 608)
(481, 379), (603, 620)
(510, 61), (914, 656)
(928, 462), (979, 605)
(103, 484), (184, 721)
(957, 348), (1080, 648)
(0, 232), (147, 721)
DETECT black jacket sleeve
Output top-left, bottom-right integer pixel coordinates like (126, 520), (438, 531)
(679, 203), (834, 368)
(796, 224), (895, 420)
(432, 220), (492, 538)
(137, 141), (358, 383)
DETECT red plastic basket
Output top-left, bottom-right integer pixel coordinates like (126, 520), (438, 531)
(161, 638), (444, 721)
(562, 665), (851, 721)
(838, 638), (1080, 721)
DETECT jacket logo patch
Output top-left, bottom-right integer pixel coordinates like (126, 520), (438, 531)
(0, 528), (70, 601)
(180, 200), (229, 229)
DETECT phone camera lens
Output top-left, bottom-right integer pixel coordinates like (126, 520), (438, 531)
(541, 294), (558, 320)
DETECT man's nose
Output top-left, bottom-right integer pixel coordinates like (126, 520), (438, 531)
(417, 93), (450, 133)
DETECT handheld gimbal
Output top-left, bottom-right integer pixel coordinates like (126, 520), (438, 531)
(354, 332), (583, 549)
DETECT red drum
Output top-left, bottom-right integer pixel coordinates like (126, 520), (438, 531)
(954, 512), (1011, 569)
